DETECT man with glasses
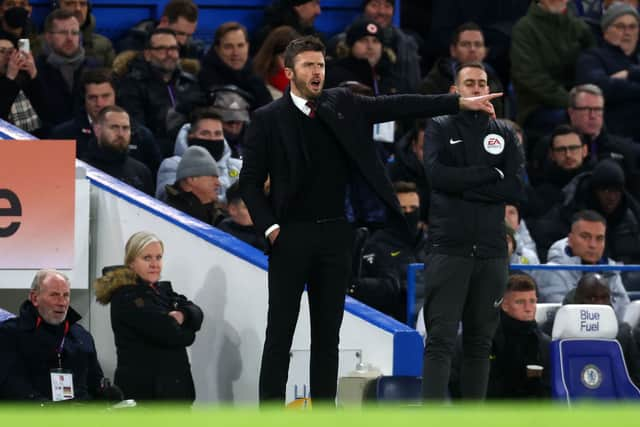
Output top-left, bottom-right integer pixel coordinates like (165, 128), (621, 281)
(35, 8), (94, 128)
(577, 2), (640, 141)
(118, 28), (200, 157)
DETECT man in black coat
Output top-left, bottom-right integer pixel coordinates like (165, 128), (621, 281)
(239, 36), (501, 404)
(422, 62), (524, 401)
(0, 270), (111, 401)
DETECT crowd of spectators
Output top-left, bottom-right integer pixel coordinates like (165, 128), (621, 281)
(4, 0), (640, 403)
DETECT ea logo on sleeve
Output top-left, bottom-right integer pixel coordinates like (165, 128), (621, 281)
(483, 133), (505, 155)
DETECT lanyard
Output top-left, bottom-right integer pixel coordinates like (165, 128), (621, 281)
(167, 84), (176, 108)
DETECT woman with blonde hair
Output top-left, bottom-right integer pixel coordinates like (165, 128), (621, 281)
(95, 231), (203, 403)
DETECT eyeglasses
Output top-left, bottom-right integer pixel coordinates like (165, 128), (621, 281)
(49, 30), (81, 37)
(572, 106), (604, 114)
(551, 144), (582, 154)
(0, 47), (15, 55)
(148, 45), (180, 53)
(611, 22), (639, 32)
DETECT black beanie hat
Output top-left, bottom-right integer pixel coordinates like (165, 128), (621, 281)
(346, 19), (383, 46)
(591, 159), (625, 189)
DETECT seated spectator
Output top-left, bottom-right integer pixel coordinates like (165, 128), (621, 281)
(349, 181), (428, 322)
(0, 270), (117, 401)
(157, 109), (241, 202)
(420, 22), (503, 117)
(528, 125), (594, 216)
(253, 0), (322, 53)
(0, 0), (38, 48)
(166, 145), (225, 226)
(511, 0), (595, 143)
(531, 209), (630, 318)
(50, 68), (160, 175)
(386, 119), (429, 222)
(542, 272), (640, 385)
(0, 33), (45, 134)
(217, 181), (266, 252)
(36, 8), (97, 128)
(253, 25), (300, 100)
(80, 105), (154, 195)
(505, 204), (540, 264)
(325, 19), (397, 94)
(530, 159), (640, 278)
(199, 22), (272, 110)
(452, 274), (550, 399)
(577, 3), (640, 141)
(117, 28), (200, 157)
(117, 0), (203, 60)
(52, 0), (114, 67)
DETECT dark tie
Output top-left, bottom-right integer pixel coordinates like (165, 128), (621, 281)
(306, 100), (316, 118)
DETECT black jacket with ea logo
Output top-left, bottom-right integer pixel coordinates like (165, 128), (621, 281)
(424, 111), (525, 258)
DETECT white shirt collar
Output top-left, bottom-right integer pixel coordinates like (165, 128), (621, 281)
(290, 90), (313, 116)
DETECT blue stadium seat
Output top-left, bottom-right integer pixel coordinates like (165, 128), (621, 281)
(550, 305), (640, 402)
(366, 375), (422, 403)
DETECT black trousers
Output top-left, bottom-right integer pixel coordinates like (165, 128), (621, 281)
(421, 253), (508, 400)
(259, 220), (353, 403)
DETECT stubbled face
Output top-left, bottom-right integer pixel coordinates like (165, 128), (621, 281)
(450, 30), (486, 64)
(46, 17), (81, 58)
(538, 0), (569, 14)
(94, 111), (131, 152)
(549, 132), (588, 171)
(144, 33), (180, 74)
(502, 290), (537, 321)
(84, 82), (115, 122)
(215, 29), (249, 71)
(294, 0), (321, 27)
(168, 17), (197, 46)
(129, 242), (163, 283)
(454, 66), (489, 97)
(595, 187), (623, 215)
(30, 273), (70, 325)
(363, 0), (393, 29)
(603, 14), (639, 56)
(59, 0), (88, 25)
(351, 35), (382, 66)
(568, 92), (604, 138)
(286, 50), (325, 99)
(568, 219), (606, 264)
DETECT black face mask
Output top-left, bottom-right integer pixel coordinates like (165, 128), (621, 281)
(4, 7), (29, 29)
(188, 137), (225, 161)
(404, 209), (420, 235)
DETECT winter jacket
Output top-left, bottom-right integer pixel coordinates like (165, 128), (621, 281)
(165, 184), (226, 226)
(511, 2), (594, 124)
(576, 41), (640, 140)
(0, 301), (103, 400)
(531, 238), (630, 318)
(117, 55), (200, 157)
(94, 267), (203, 402)
(216, 218), (266, 252)
(156, 123), (242, 201)
(0, 73), (47, 128)
(424, 111), (525, 258)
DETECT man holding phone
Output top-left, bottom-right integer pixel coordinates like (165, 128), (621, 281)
(0, 32), (45, 133)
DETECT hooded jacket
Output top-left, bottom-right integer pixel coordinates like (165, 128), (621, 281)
(531, 237), (630, 318)
(94, 267), (203, 401)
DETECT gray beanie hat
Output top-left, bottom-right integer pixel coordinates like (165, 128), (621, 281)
(601, 2), (640, 31)
(176, 146), (220, 181)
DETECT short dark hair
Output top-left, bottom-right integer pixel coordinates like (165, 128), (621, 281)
(451, 22), (483, 46)
(44, 8), (78, 33)
(506, 273), (537, 293)
(455, 61), (486, 83)
(213, 22), (249, 47)
(550, 124), (585, 148)
(571, 209), (607, 227)
(145, 28), (177, 49)
(392, 181), (418, 194)
(80, 68), (115, 90)
(189, 108), (224, 134)
(283, 36), (325, 69)
(96, 105), (128, 124)
(162, 0), (198, 23)
(226, 181), (243, 205)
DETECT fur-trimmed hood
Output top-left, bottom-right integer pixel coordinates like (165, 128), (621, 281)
(94, 266), (138, 305)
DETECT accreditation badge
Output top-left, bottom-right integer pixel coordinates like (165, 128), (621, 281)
(50, 369), (74, 401)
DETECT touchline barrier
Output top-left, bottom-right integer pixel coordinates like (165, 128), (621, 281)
(406, 263), (640, 327)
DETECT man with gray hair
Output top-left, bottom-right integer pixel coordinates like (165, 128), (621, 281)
(0, 269), (115, 401)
